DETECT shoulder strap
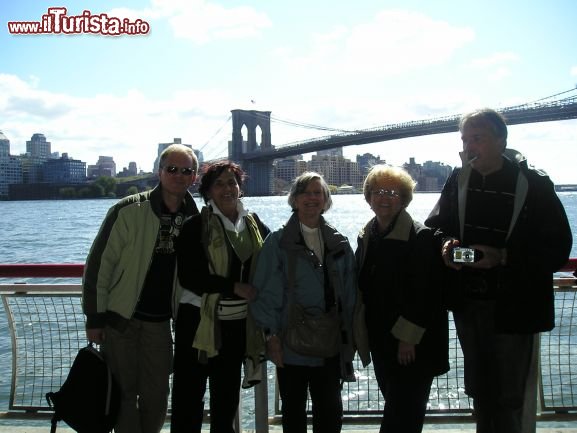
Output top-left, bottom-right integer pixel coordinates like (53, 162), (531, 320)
(250, 212), (268, 240)
(287, 249), (296, 292)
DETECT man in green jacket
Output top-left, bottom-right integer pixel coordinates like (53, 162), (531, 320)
(82, 144), (199, 433)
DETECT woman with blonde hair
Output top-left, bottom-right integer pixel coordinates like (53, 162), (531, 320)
(355, 164), (449, 433)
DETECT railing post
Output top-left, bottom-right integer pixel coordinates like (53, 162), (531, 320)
(254, 367), (269, 433)
(522, 333), (540, 433)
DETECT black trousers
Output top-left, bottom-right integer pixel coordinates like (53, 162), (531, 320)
(453, 299), (533, 433)
(371, 347), (434, 433)
(170, 303), (246, 433)
(276, 356), (343, 433)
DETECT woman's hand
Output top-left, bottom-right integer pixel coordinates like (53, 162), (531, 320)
(233, 282), (257, 301)
(397, 340), (416, 366)
(266, 335), (284, 367)
(87, 328), (105, 345)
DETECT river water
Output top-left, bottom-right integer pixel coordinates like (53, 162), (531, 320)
(1, 193), (576, 424)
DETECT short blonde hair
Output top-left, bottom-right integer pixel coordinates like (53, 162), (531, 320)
(287, 171), (333, 213)
(363, 164), (416, 207)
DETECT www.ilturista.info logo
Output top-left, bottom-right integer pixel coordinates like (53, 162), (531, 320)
(7, 7), (150, 36)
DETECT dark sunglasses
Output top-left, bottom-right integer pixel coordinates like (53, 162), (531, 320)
(164, 165), (195, 176)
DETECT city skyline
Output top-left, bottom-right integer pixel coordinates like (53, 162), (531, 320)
(1, 1), (576, 182)
(1, 129), (453, 178)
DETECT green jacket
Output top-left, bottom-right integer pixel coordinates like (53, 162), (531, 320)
(82, 184), (199, 330)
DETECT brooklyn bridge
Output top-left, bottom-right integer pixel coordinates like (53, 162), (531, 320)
(205, 89), (577, 196)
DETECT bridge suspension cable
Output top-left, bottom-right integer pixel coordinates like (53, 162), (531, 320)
(527, 86), (577, 104)
(197, 115), (232, 161)
(247, 110), (357, 133)
(198, 115), (231, 153)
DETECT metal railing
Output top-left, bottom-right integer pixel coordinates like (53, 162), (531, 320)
(1, 262), (577, 430)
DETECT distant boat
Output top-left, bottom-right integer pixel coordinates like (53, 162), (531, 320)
(335, 185), (358, 194)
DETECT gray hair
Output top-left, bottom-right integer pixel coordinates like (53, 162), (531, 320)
(459, 108), (508, 145)
(159, 144), (199, 172)
(287, 171), (333, 213)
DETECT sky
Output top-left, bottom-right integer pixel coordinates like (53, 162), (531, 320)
(1, 0), (576, 183)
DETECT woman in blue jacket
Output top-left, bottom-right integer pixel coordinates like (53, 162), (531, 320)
(250, 172), (357, 433)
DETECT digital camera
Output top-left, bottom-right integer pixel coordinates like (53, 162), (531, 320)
(452, 247), (476, 263)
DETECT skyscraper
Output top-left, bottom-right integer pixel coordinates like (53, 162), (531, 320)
(26, 133), (51, 159)
(0, 131), (23, 199)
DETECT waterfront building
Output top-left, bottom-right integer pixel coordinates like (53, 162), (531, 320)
(421, 160), (453, 191)
(87, 156), (116, 178)
(19, 133), (53, 183)
(0, 131), (23, 200)
(403, 158), (453, 192)
(117, 161), (139, 178)
(308, 152), (363, 189)
(43, 153), (86, 183)
(26, 133), (51, 159)
(356, 152), (386, 177)
(19, 154), (45, 183)
(274, 156), (307, 182)
(317, 147), (343, 157)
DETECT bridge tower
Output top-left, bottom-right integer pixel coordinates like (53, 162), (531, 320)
(230, 109), (273, 196)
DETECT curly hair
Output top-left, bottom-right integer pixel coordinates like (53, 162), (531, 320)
(198, 161), (246, 203)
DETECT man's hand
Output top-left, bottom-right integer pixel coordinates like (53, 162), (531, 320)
(442, 238), (462, 270)
(468, 244), (506, 269)
(87, 328), (105, 345)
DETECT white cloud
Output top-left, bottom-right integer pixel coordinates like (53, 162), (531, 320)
(469, 52), (519, 68)
(275, 10), (474, 79)
(0, 74), (235, 171)
(571, 66), (577, 76)
(110, 0), (272, 43)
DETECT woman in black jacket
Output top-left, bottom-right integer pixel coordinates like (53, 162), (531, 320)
(355, 164), (449, 433)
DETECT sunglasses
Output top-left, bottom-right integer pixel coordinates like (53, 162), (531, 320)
(371, 189), (400, 198)
(164, 165), (195, 176)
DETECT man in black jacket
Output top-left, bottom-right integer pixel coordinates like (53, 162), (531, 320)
(425, 108), (572, 433)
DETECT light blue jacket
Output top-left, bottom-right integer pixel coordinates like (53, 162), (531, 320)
(250, 213), (357, 372)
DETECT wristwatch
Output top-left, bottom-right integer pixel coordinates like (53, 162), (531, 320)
(264, 329), (277, 342)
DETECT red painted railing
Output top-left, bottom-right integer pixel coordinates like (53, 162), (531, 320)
(0, 264), (84, 278)
(0, 260), (575, 278)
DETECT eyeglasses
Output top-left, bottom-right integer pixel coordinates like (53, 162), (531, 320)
(371, 188), (400, 198)
(163, 165), (195, 176)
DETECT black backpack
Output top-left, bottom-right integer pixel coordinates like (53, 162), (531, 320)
(46, 344), (121, 433)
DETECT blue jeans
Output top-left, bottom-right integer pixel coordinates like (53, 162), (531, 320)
(453, 299), (534, 433)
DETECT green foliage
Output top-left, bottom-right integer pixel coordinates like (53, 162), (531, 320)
(126, 186), (139, 196)
(59, 187), (77, 199)
(93, 176), (117, 196)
